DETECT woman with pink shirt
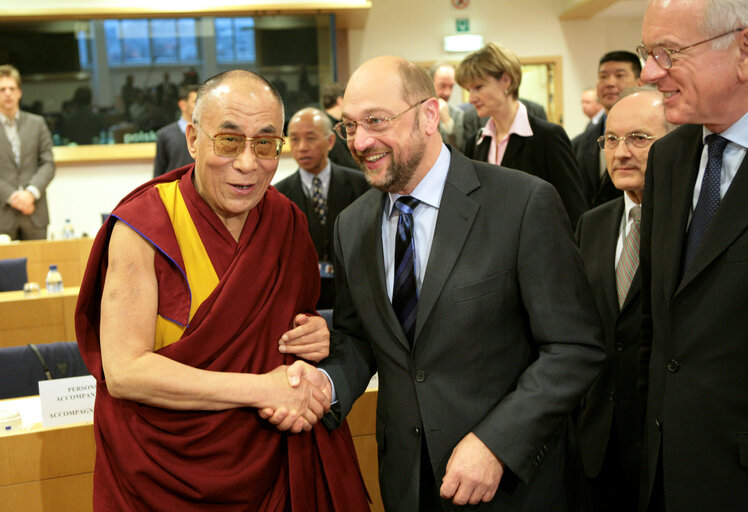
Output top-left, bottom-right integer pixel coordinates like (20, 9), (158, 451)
(456, 43), (587, 226)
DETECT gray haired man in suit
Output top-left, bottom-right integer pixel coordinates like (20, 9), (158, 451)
(0, 64), (55, 240)
(264, 55), (605, 511)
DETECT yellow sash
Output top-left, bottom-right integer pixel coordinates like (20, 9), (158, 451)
(153, 180), (219, 350)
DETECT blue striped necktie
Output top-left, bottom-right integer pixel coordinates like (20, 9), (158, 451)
(683, 134), (729, 270)
(392, 196), (420, 345)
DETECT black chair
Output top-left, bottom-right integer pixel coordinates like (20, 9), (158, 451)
(0, 342), (91, 400)
(0, 257), (28, 292)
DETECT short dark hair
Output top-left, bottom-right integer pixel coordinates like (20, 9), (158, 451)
(599, 51), (642, 77)
(178, 84), (198, 102)
(321, 82), (346, 109)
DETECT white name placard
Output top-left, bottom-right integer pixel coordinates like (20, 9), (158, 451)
(38, 375), (97, 427)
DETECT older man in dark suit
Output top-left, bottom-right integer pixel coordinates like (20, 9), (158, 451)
(268, 56), (605, 511)
(574, 87), (671, 512)
(637, 1), (748, 510)
(0, 64), (55, 240)
(274, 107), (368, 309)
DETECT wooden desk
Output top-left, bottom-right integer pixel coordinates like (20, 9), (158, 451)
(0, 287), (79, 347)
(0, 390), (383, 512)
(0, 238), (93, 288)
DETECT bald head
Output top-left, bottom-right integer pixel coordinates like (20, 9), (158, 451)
(193, 70), (284, 125)
(288, 107), (336, 175)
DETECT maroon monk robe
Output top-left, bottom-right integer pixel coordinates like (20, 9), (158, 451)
(76, 166), (369, 511)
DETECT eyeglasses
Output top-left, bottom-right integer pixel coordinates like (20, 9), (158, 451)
(333, 98), (430, 140)
(597, 133), (660, 150)
(636, 27), (745, 70)
(195, 123), (284, 159)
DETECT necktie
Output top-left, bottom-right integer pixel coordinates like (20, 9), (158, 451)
(3, 118), (21, 167)
(683, 134), (729, 270)
(311, 176), (327, 226)
(392, 196), (420, 345)
(616, 204), (641, 308)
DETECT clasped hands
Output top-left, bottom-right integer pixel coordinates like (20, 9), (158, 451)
(9, 190), (36, 215)
(257, 314), (333, 433)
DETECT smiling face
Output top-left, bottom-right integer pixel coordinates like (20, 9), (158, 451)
(187, 75), (283, 237)
(604, 91), (668, 203)
(640, 0), (747, 132)
(288, 108), (335, 175)
(343, 57), (438, 194)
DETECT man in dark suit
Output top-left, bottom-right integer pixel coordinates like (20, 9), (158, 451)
(269, 56), (605, 511)
(321, 82), (359, 170)
(574, 87), (670, 512)
(153, 85), (197, 178)
(0, 64), (55, 240)
(572, 51), (641, 208)
(274, 107), (368, 309)
(637, 1), (748, 510)
(430, 62), (481, 152)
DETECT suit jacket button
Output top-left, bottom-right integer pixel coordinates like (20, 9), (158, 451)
(415, 370), (426, 382)
(667, 359), (680, 373)
(616, 342), (624, 352)
(412, 426), (421, 437)
(655, 418), (663, 431)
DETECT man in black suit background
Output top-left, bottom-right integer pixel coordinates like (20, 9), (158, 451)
(267, 55), (605, 511)
(574, 87), (671, 512)
(637, 1), (748, 510)
(274, 107), (368, 309)
(572, 51), (641, 208)
(153, 85), (197, 178)
(321, 83), (359, 170)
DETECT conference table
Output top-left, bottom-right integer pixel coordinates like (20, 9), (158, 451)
(0, 390), (382, 512)
(0, 287), (79, 348)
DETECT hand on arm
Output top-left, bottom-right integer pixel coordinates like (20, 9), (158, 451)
(99, 222), (330, 420)
(440, 432), (505, 506)
(278, 313), (329, 362)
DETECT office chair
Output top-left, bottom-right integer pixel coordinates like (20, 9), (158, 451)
(0, 257), (28, 292)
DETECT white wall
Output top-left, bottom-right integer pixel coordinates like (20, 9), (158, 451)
(346, 0), (644, 137)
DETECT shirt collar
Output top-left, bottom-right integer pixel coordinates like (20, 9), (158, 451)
(0, 110), (20, 126)
(177, 117), (189, 134)
(702, 110), (748, 149)
(476, 101), (533, 146)
(386, 143), (451, 218)
(299, 160), (332, 189)
(622, 191), (640, 223)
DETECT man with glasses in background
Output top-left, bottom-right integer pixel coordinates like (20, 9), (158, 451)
(75, 70), (369, 511)
(265, 55), (605, 511)
(574, 87), (671, 512)
(636, 1), (748, 510)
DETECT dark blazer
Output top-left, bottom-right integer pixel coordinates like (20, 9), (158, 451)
(322, 146), (605, 511)
(640, 124), (748, 511)
(153, 121), (193, 178)
(575, 198), (645, 489)
(274, 162), (368, 309)
(571, 120), (622, 208)
(326, 113), (359, 170)
(0, 111), (55, 234)
(464, 115), (588, 227)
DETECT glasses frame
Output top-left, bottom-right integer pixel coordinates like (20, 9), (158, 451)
(597, 132), (660, 151)
(195, 122), (285, 160)
(636, 27), (745, 70)
(333, 98), (431, 140)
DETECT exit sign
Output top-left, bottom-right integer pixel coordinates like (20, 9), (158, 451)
(456, 18), (470, 32)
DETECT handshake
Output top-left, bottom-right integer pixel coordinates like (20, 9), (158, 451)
(258, 361), (332, 434)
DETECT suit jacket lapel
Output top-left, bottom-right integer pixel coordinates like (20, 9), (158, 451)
(663, 130), (703, 299)
(601, 200), (624, 318)
(327, 164), (349, 218)
(0, 116), (17, 168)
(502, 132), (525, 166)
(677, 151), (748, 293)
(415, 150), (480, 342)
